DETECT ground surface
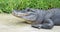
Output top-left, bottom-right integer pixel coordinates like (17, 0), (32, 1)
(0, 14), (60, 32)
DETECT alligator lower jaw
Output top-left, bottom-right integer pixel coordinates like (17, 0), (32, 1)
(18, 18), (33, 24)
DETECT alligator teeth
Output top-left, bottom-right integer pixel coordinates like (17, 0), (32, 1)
(17, 13), (28, 16)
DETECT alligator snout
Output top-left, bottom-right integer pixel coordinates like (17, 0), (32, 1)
(12, 10), (29, 17)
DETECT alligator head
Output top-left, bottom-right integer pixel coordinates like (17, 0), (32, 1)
(12, 8), (37, 22)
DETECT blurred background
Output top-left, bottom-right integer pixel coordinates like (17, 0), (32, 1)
(0, 0), (60, 13)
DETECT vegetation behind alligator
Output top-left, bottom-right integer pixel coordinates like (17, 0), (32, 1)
(12, 8), (60, 29)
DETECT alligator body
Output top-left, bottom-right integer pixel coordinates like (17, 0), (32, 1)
(12, 8), (60, 29)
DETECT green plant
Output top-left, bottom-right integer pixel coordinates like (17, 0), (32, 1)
(0, 0), (60, 13)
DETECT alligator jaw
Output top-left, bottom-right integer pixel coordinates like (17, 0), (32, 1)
(17, 13), (28, 16)
(12, 10), (29, 17)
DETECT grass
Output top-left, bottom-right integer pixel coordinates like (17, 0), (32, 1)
(0, 0), (60, 13)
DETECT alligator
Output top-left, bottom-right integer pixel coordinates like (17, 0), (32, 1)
(12, 8), (60, 29)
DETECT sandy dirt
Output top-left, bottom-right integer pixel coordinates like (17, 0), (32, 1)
(0, 14), (60, 32)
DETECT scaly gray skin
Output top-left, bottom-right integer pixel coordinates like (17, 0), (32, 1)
(12, 8), (60, 29)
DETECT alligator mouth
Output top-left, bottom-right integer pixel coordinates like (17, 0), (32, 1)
(12, 10), (29, 17)
(17, 13), (29, 16)
(18, 14), (28, 16)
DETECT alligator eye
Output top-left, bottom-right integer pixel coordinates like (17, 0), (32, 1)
(27, 9), (30, 11)
(27, 10), (35, 12)
(26, 9), (35, 12)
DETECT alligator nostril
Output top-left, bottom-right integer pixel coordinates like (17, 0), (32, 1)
(12, 11), (18, 16)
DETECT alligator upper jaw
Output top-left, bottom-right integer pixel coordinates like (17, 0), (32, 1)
(12, 11), (29, 16)
(12, 13), (29, 17)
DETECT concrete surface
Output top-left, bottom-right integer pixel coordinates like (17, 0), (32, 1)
(0, 14), (60, 32)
